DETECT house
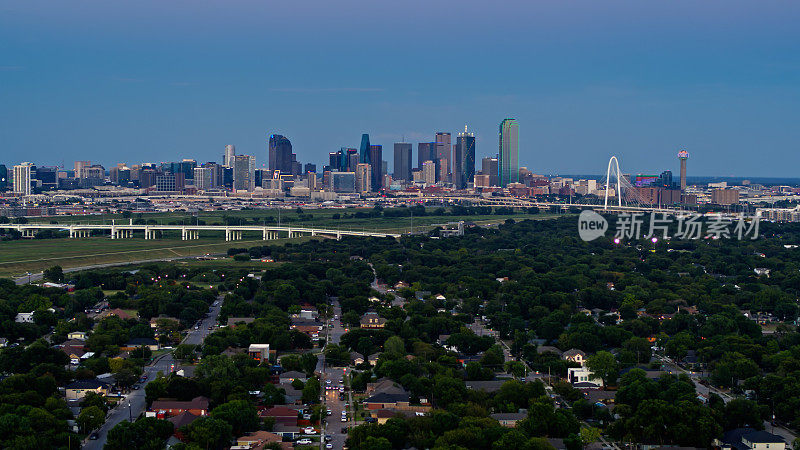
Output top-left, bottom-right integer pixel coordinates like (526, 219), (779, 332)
(122, 337), (160, 351)
(248, 344), (271, 363)
(360, 311), (386, 329)
(261, 406), (299, 427)
(15, 312), (35, 323)
(715, 428), (786, 450)
(351, 352), (381, 366)
(562, 349), (587, 366)
(278, 370), (307, 383)
(61, 343), (87, 365)
(585, 390), (616, 405)
(490, 412), (526, 427)
(537, 346), (562, 356)
(65, 378), (110, 400)
(567, 366), (603, 388)
(149, 396), (210, 418)
(364, 392), (411, 410)
(367, 379), (405, 395)
(297, 306), (318, 320)
(167, 410), (200, 430)
(414, 291), (431, 301)
(289, 318), (323, 336)
(234, 430), (292, 450)
(227, 317), (255, 327)
(368, 409), (405, 424)
(67, 331), (88, 340)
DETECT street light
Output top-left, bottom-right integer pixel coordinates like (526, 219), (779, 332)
(128, 400), (132, 422)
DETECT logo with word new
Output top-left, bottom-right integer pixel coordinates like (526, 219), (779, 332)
(578, 210), (608, 241)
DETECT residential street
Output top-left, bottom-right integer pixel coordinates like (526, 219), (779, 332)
(318, 300), (350, 450)
(82, 295), (224, 449)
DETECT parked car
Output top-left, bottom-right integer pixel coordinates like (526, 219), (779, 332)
(303, 427), (317, 434)
(89, 432), (99, 440)
(296, 438), (312, 445)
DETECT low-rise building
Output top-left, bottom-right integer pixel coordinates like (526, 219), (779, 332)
(149, 396), (210, 418)
(65, 378), (110, 400)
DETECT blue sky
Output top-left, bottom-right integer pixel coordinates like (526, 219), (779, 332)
(1, 0), (799, 177)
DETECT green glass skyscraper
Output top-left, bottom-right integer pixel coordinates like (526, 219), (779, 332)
(499, 118), (519, 187)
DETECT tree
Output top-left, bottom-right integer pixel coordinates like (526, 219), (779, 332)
(302, 377), (321, 404)
(43, 266), (64, 283)
(77, 406), (105, 433)
(187, 416), (232, 449)
(357, 337), (375, 360)
(383, 336), (405, 359)
(300, 352), (318, 375)
(211, 400), (259, 436)
(81, 392), (108, 413)
(586, 351), (619, 387)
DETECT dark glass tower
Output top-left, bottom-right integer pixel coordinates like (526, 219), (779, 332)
(360, 134), (371, 164)
(455, 126), (476, 189)
(269, 134), (293, 173)
(369, 145), (382, 190)
(393, 143), (412, 181)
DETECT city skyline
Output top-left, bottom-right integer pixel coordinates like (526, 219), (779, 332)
(2, 1), (800, 177)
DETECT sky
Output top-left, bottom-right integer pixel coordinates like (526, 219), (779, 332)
(1, 0), (799, 177)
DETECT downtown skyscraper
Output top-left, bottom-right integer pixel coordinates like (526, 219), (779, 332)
(454, 126), (475, 189)
(393, 143), (412, 182)
(499, 118), (519, 187)
(268, 134), (294, 174)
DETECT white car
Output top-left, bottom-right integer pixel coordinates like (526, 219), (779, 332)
(303, 427), (317, 434)
(341, 416), (348, 422)
(296, 438), (312, 445)
(326, 444), (333, 449)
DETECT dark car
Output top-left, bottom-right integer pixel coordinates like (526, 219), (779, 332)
(132, 384), (140, 390)
(89, 432), (99, 440)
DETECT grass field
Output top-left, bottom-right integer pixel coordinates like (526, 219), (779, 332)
(27, 208), (564, 234)
(2, 210), (565, 277)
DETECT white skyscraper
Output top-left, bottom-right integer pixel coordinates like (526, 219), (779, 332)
(224, 145), (236, 167)
(13, 162), (33, 195)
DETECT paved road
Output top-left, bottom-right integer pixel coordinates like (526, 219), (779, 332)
(83, 295), (224, 449)
(318, 300), (351, 450)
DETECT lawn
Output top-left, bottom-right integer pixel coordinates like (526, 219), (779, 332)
(1, 210), (567, 277)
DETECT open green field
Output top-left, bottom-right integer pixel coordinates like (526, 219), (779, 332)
(27, 207), (563, 234)
(0, 237), (299, 277)
(2, 210), (565, 277)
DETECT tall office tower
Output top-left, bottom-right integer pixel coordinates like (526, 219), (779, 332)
(74, 161), (90, 179)
(393, 143), (412, 181)
(193, 167), (213, 190)
(329, 151), (341, 171)
(481, 157), (499, 187)
(435, 132), (452, 179)
(678, 150), (689, 191)
(499, 118), (519, 186)
(232, 155), (256, 191)
(422, 160), (436, 185)
(304, 163), (317, 174)
(359, 134), (371, 164)
(13, 162), (34, 195)
(268, 134), (294, 173)
(454, 126), (476, 189)
(355, 163), (372, 193)
(418, 142), (435, 169)
(224, 145), (236, 167)
(0, 164), (7, 190)
(369, 145), (383, 189)
(347, 150), (359, 172)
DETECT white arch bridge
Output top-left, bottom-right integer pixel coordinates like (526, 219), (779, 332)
(1, 223), (400, 241)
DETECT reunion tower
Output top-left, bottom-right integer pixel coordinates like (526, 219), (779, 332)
(678, 150), (689, 191)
